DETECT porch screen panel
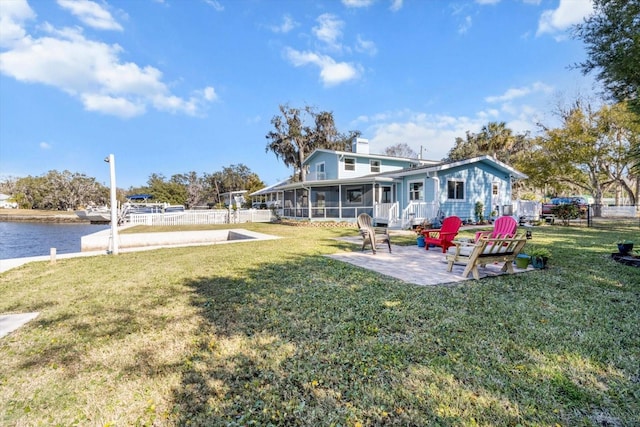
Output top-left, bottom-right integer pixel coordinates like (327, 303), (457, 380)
(283, 190), (296, 217)
(296, 188), (309, 218)
(341, 184), (373, 218)
(312, 186), (340, 218)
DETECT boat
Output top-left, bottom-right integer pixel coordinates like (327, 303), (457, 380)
(75, 194), (185, 224)
(119, 194), (185, 222)
(75, 206), (112, 224)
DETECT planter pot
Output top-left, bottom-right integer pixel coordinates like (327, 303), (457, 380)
(531, 256), (548, 269)
(617, 243), (634, 254)
(417, 236), (426, 247)
(515, 254), (530, 269)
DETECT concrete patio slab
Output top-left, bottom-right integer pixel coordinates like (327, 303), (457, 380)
(329, 237), (532, 286)
(0, 312), (39, 338)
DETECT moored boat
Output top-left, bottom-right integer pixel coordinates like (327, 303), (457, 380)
(75, 206), (111, 223)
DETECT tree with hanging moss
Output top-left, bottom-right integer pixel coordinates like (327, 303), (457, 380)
(265, 104), (360, 181)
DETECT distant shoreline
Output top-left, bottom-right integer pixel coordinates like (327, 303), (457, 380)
(0, 209), (89, 223)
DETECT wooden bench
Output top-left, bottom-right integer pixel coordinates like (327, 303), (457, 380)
(446, 234), (528, 280)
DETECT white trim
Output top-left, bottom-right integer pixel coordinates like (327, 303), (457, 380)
(316, 161), (326, 180)
(407, 179), (424, 202)
(446, 179), (465, 201)
(344, 157), (356, 171)
(370, 159), (381, 173)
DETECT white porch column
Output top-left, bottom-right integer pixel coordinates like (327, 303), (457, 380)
(338, 185), (342, 220)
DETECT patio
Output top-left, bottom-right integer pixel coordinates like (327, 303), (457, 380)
(329, 236), (532, 286)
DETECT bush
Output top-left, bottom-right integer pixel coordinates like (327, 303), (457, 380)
(551, 203), (580, 225)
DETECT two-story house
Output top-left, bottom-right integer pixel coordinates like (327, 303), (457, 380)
(251, 138), (526, 227)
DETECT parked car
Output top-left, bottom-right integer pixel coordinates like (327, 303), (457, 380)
(541, 196), (589, 217)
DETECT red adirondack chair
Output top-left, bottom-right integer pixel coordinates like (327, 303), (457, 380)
(422, 216), (462, 253)
(474, 216), (518, 242)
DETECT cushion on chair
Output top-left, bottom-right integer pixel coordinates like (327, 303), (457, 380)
(447, 242), (512, 257)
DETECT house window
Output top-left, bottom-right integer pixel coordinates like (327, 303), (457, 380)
(316, 162), (326, 180)
(409, 181), (423, 201)
(345, 186), (363, 204)
(447, 180), (465, 200)
(370, 160), (380, 173)
(492, 182), (499, 196)
(344, 157), (355, 171)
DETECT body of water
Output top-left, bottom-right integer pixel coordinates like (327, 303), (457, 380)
(0, 222), (109, 260)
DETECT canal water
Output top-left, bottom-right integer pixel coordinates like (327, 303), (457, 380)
(0, 222), (109, 260)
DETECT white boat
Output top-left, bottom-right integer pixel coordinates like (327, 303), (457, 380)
(76, 195), (185, 224)
(75, 206), (112, 223)
(119, 194), (185, 222)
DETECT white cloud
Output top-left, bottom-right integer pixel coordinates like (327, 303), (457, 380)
(342, 0), (375, 7)
(271, 14), (298, 34)
(355, 35), (377, 56)
(313, 14), (344, 51)
(458, 16), (472, 34)
(57, 0), (123, 31)
(202, 86), (217, 101)
(475, 0), (501, 5)
(537, 0), (593, 38)
(0, 8), (216, 118)
(82, 93), (145, 118)
(365, 112), (480, 161)
(0, 0), (35, 48)
(284, 47), (360, 86)
(356, 92), (547, 160)
(203, 0), (224, 12)
(485, 82), (553, 103)
(39, 141), (52, 150)
(390, 0), (403, 11)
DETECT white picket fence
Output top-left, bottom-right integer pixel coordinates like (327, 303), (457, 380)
(127, 209), (274, 226)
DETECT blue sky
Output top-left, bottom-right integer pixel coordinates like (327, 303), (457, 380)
(0, 0), (596, 189)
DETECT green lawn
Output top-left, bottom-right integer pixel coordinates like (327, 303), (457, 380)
(1, 223), (638, 426)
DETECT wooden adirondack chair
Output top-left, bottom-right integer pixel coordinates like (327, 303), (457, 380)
(446, 234), (528, 279)
(357, 213), (391, 254)
(421, 216), (462, 253)
(474, 216), (518, 242)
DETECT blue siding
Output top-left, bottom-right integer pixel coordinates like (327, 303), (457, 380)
(306, 151), (339, 180)
(304, 150), (415, 181)
(435, 163), (511, 220)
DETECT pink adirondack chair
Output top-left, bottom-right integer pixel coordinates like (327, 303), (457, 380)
(422, 216), (462, 253)
(475, 216), (518, 242)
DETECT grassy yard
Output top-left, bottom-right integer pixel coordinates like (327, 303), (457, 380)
(1, 223), (638, 426)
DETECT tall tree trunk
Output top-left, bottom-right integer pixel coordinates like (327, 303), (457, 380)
(298, 148), (306, 181)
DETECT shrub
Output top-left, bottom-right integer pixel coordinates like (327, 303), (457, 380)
(551, 203), (580, 225)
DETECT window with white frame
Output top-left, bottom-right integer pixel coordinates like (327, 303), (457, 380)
(316, 162), (326, 180)
(370, 159), (381, 173)
(447, 180), (465, 200)
(408, 181), (424, 201)
(344, 157), (355, 171)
